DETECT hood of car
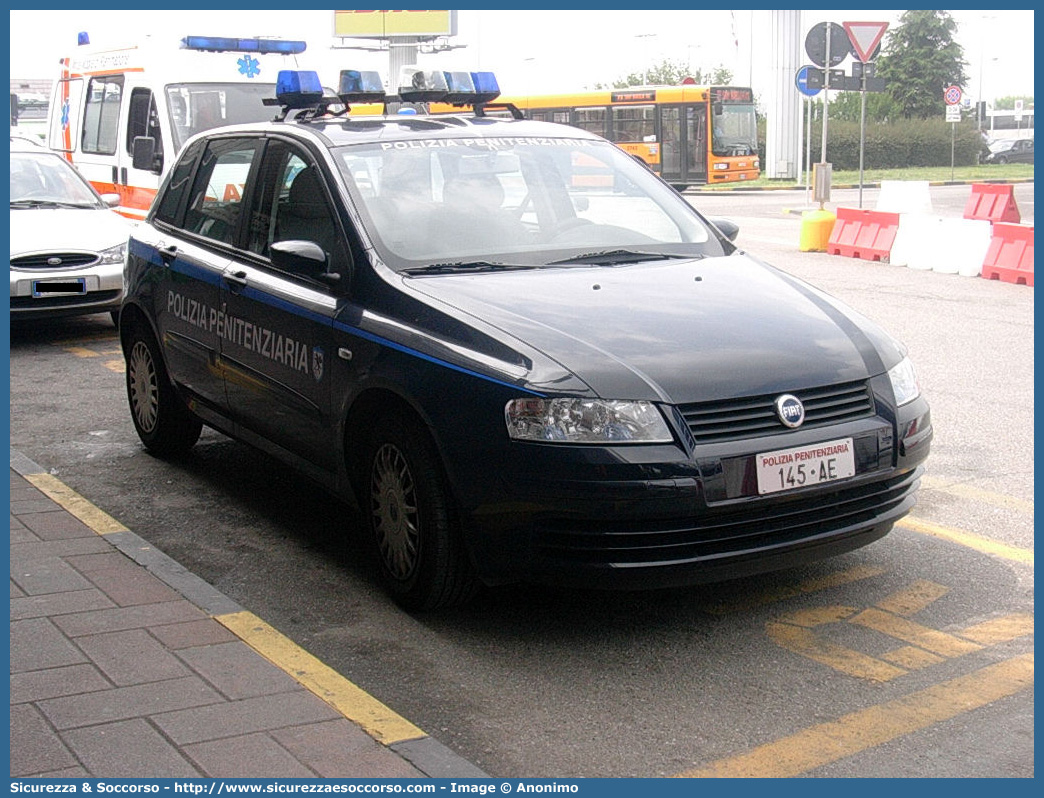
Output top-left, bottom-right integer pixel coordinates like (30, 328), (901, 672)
(9, 207), (132, 258)
(401, 253), (905, 403)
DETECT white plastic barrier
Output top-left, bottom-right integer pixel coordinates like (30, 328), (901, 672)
(876, 180), (933, 215)
(890, 214), (941, 269)
(932, 218), (993, 277)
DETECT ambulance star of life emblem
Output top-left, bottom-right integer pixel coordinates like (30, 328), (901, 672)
(238, 55), (261, 79)
(312, 347), (324, 382)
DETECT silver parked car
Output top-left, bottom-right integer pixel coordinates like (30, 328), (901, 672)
(10, 138), (132, 324)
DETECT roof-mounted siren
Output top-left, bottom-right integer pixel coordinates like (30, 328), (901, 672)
(77, 31), (90, 46)
(398, 67), (450, 103)
(469, 72), (502, 104)
(262, 70), (326, 120)
(337, 69), (387, 110)
(180, 36), (307, 54)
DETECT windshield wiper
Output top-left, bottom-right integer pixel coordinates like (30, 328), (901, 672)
(403, 260), (537, 275)
(10, 199), (96, 209)
(547, 250), (696, 266)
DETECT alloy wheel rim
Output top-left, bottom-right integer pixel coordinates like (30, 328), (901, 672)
(371, 443), (420, 582)
(128, 341), (160, 433)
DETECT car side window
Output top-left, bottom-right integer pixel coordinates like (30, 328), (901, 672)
(153, 139), (205, 226)
(82, 75), (123, 155)
(247, 142), (349, 277)
(183, 138), (259, 246)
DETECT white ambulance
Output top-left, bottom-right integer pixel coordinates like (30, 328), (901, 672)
(47, 34), (312, 220)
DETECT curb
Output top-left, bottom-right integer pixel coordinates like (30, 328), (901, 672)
(10, 447), (489, 779)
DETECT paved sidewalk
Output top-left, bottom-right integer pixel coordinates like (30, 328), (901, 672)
(10, 450), (488, 779)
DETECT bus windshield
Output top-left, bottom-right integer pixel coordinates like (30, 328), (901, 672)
(711, 103), (758, 157)
(165, 83), (276, 149)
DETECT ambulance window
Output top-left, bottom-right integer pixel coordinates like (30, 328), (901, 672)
(82, 75), (124, 155)
(126, 88), (163, 162)
(184, 138), (259, 247)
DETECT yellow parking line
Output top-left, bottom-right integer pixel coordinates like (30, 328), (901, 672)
(674, 653), (1034, 778)
(24, 473), (128, 535)
(765, 621), (907, 683)
(702, 564), (884, 615)
(898, 517), (1033, 565)
(920, 476), (1034, 515)
(849, 608), (982, 658)
(875, 579), (949, 617)
(959, 613), (1034, 646)
(216, 611), (427, 746)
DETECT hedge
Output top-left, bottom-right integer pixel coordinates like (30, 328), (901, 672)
(757, 118), (987, 171)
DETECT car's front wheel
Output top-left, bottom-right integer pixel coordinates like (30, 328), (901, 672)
(364, 413), (478, 611)
(125, 326), (202, 456)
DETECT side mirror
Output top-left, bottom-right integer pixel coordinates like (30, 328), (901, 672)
(270, 240), (343, 287)
(131, 136), (162, 175)
(99, 193), (121, 208)
(706, 217), (739, 242)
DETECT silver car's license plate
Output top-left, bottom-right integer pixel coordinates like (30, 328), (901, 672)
(33, 278), (86, 297)
(756, 437), (855, 495)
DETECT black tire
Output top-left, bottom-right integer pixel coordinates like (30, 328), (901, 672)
(997, 155), (1008, 164)
(110, 309), (120, 328)
(364, 413), (478, 611)
(125, 325), (202, 456)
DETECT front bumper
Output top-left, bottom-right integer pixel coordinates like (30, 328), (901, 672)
(459, 393), (932, 589)
(10, 258), (125, 319)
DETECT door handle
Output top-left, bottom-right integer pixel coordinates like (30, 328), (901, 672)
(158, 244), (177, 264)
(223, 271), (248, 288)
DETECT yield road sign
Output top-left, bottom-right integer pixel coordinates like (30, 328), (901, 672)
(944, 85), (963, 106)
(843, 21), (888, 63)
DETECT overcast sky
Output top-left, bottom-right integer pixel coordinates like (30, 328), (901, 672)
(8, 9), (1035, 104)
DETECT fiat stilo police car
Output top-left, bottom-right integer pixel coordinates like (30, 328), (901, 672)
(120, 68), (932, 610)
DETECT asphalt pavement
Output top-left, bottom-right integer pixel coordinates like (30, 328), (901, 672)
(10, 448), (488, 779)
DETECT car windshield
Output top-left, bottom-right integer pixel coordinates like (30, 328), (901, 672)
(334, 133), (723, 271)
(10, 151), (103, 207)
(989, 140), (1016, 153)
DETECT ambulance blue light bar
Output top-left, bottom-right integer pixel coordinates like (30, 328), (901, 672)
(180, 36), (307, 55)
(338, 70), (386, 104)
(275, 70), (324, 108)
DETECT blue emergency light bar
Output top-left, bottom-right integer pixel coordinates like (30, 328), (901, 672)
(337, 70), (386, 104)
(396, 67), (501, 105)
(275, 70), (324, 108)
(180, 36), (307, 55)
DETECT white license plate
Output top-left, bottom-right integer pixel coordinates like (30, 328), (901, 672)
(33, 278), (86, 297)
(755, 437), (855, 495)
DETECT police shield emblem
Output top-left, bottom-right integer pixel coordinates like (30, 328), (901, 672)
(312, 346), (324, 381)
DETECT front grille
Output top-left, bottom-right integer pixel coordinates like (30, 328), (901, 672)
(11, 252), (98, 270)
(678, 379), (875, 443)
(9, 290), (121, 309)
(535, 469), (919, 567)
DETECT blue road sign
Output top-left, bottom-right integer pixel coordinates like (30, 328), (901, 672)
(796, 65), (822, 97)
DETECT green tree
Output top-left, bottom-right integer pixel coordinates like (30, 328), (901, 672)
(827, 90), (897, 123)
(875, 10), (968, 119)
(597, 59), (733, 89)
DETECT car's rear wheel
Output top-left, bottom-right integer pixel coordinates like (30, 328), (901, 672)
(125, 326), (202, 456)
(364, 413), (478, 611)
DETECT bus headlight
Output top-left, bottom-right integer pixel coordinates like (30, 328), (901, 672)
(505, 398), (673, 444)
(713, 163), (729, 170)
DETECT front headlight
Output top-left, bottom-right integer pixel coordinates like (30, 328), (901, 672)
(888, 357), (920, 406)
(505, 398), (673, 444)
(97, 242), (127, 266)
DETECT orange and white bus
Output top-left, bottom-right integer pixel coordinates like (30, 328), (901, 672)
(491, 85), (760, 188)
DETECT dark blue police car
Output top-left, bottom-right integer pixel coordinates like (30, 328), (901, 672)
(120, 68), (932, 609)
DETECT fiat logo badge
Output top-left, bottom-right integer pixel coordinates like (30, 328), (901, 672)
(775, 394), (805, 428)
